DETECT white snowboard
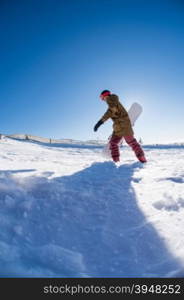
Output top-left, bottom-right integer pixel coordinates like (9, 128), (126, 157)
(128, 102), (143, 126)
(102, 102), (143, 159)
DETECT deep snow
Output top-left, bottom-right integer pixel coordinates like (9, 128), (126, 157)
(0, 137), (184, 277)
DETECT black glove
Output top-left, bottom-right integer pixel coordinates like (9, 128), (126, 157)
(94, 119), (103, 132)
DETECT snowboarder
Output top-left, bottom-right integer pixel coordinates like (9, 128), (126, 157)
(94, 90), (147, 163)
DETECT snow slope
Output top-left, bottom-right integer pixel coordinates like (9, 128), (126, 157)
(0, 137), (184, 277)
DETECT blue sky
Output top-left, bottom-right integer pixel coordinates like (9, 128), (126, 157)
(0, 0), (184, 143)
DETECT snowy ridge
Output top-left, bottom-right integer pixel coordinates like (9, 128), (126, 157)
(0, 137), (184, 277)
(4, 134), (106, 146)
(4, 133), (184, 147)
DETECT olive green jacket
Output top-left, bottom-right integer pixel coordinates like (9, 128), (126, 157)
(101, 94), (134, 137)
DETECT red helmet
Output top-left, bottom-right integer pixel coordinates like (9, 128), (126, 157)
(100, 90), (111, 100)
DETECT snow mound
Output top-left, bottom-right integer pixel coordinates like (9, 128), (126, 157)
(0, 138), (184, 277)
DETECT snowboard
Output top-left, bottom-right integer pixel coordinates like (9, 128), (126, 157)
(128, 102), (143, 126)
(102, 102), (143, 159)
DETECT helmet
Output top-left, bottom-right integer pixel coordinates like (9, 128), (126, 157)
(100, 90), (111, 100)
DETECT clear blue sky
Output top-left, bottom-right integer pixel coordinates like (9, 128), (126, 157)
(0, 0), (184, 143)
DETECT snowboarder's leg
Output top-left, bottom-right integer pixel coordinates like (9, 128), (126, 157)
(109, 135), (122, 162)
(124, 136), (147, 163)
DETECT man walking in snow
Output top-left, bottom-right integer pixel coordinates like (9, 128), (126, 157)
(94, 90), (147, 163)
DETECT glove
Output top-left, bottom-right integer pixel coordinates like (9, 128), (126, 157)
(94, 119), (103, 132)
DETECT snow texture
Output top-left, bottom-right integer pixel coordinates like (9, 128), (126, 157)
(0, 137), (184, 277)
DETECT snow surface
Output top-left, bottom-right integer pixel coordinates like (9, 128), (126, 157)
(0, 137), (184, 277)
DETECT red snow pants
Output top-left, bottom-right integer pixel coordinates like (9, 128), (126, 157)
(109, 135), (145, 162)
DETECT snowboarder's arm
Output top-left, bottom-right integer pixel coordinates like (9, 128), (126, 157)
(101, 108), (112, 122)
(94, 107), (112, 132)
